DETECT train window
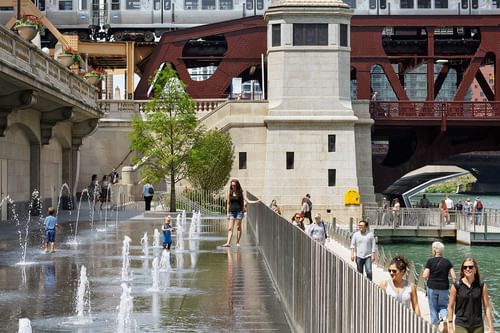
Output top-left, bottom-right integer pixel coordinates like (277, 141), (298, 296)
(343, 0), (356, 8)
(472, 0), (478, 8)
(246, 0), (253, 10)
(59, 0), (73, 10)
(497, 0), (500, 7)
(126, 0), (141, 9)
(461, 0), (467, 9)
(400, 0), (414, 8)
(80, 0), (87, 10)
(164, 0), (171, 10)
(434, 0), (447, 8)
(272, 24), (280, 47)
(38, 0), (46, 10)
(340, 24), (348, 47)
(256, 0), (263, 9)
(154, 0), (160, 9)
(380, 0), (386, 9)
(219, 0), (232, 9)
(202, 0), (216, 9)
(111, 0), (120, 9)
(369, 0), (376, 9)
(417, 0), (431, 7)
(185, 0), (198, 9)
(293, 24), (328, 46)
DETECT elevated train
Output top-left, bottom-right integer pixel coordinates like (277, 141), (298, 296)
(1, 0), (500, 44)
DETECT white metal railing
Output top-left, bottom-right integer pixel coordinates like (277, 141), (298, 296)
(247, 193), (436, 333)
(0, 26), (98, 109)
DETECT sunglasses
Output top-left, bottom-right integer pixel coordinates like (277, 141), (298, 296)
(388, 269), (398, 274)
(463, 265), (475, 270)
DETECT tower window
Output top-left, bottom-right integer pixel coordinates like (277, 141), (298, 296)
(328, 135), (336, 152)
(340, 24), (348, 47)
(239, 152), (247, 169)
(272, 24), (281, 47)
(293, 24), (328, 46)
(286, 152), (294, 169)
(328, 169), (336, 187)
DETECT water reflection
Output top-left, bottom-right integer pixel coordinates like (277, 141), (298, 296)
(43, 262), (56, 293)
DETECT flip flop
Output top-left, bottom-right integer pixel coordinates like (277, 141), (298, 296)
(221, 244), (231, 247)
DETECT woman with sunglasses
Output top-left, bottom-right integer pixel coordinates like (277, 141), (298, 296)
(447, 258), (495, 333)
(379, 255), (420, 316)
(222, 179), (258, 247)
(291, 213), (305, 231)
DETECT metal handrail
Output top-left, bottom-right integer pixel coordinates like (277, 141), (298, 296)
(247, 193), (436, 333)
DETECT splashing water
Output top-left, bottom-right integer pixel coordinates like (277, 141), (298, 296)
(75, 265), (92, 323)
(150, 257), (160, 292)
(152, 229), (160, 248)
(121, 236), (132, 281)
(140, 233), (149, 257)
(18, 318), (32, 333)
(159, 249), (171, 272)
(117, 283), (133, 333)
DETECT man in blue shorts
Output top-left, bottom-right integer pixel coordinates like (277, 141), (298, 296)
(44, 207), (59, 253)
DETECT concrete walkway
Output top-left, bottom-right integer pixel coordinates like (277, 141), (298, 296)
(324, 237), (432, 323)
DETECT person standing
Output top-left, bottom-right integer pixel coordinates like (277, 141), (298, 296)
(447, 258), (495, 333)
(420, 194), (430, 208)
(44, 207), (59, 253)
(88, 174), (99, 209)
(350, 220), (377, 281)
(162, 215), (176, 250)
(392, 198), (401, 227)
(445, 195), (454, 211)
(422, 242), (457, 332)
(439, 200), (449, 224)
(99, 175), (110, 210)
(308, 213), (326, 245)
(222, 179), (258, 247)
(473, 197), (484, 225)
(379, 256), (420, 316)
(305, 193), (312, 221)
(143, 182), (154, 211)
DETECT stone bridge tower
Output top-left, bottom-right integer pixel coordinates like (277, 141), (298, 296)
(263, 0), (375, 219)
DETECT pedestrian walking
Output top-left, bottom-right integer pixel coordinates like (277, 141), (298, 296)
(447, 258), (495, 333)
(422, 241), (456, 332)
(143, 182), (154, 211)
(221, 179), (259, 247)
(350, 220), (377, 281)
(379, 256), (420, 315)
(308, 213), (326, 245)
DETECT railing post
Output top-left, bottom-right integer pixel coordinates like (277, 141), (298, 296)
(484, 212), (488, 239)
(349, 217), (353, 233)
(332, 217), (336, 230)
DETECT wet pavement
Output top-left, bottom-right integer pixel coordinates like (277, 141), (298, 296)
(0, 207), (291, 332)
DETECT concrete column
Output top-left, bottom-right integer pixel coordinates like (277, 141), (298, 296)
(30, 143), (40, 192)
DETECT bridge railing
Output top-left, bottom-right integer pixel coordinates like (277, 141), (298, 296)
(363, 207), (449, 228)
(247, 193), (435, 333)
(456, 208), (500, 232)
(370, 101), (500, 120)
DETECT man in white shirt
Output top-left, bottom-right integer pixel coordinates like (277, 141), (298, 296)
(350, 220), (377, 281)
(143, 183), (154, 211)
(444, 195), (454, 210)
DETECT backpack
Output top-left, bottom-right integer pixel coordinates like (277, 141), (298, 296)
(476, 200), (483, 210)
(148, 187), (154, 195)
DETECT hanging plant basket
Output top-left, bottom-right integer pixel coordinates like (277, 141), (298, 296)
(57, 53), (74, 67)
(15, 25), (38, 41)
(84, 74), (101, 85)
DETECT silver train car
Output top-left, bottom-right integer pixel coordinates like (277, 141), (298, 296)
(1, 0), (500, 43)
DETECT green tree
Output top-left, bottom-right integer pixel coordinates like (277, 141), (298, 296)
(129, 65), (201, 211)
(188, 130), (234, 193)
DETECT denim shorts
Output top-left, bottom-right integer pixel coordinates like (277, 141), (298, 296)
(45, 229), (55, 243)
(228, 211), (244, 220)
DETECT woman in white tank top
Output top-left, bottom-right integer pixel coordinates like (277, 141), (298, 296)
(379, 255), (421, 315)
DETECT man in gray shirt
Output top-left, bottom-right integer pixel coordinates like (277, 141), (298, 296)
(350, 220), (377, 281)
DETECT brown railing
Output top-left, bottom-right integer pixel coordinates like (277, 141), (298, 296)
(370, 101), (500, 120)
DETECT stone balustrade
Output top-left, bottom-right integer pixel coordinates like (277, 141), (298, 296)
(0, 26), (98, 111)
(99, 98), (227, 119)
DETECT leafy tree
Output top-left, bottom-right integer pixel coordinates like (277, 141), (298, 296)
(188, 130), (234, 193)
(129, 65), (201, 211)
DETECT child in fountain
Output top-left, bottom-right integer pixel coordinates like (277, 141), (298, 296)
(44, 207), (59, 253)
(162, 216), (176, 250)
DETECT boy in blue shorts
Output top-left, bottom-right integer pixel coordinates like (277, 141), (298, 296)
(44, 207), (59, 253)
(162, 216), (176, 250)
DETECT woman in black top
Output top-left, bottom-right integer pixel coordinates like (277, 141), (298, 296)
(222, 179), (258, 247)
(447, 258), (495, 333)
(422, 241), (457, 330)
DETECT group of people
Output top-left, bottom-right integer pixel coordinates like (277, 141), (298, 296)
(89, 170), (119, 210)
(433, 195), (485, 225)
